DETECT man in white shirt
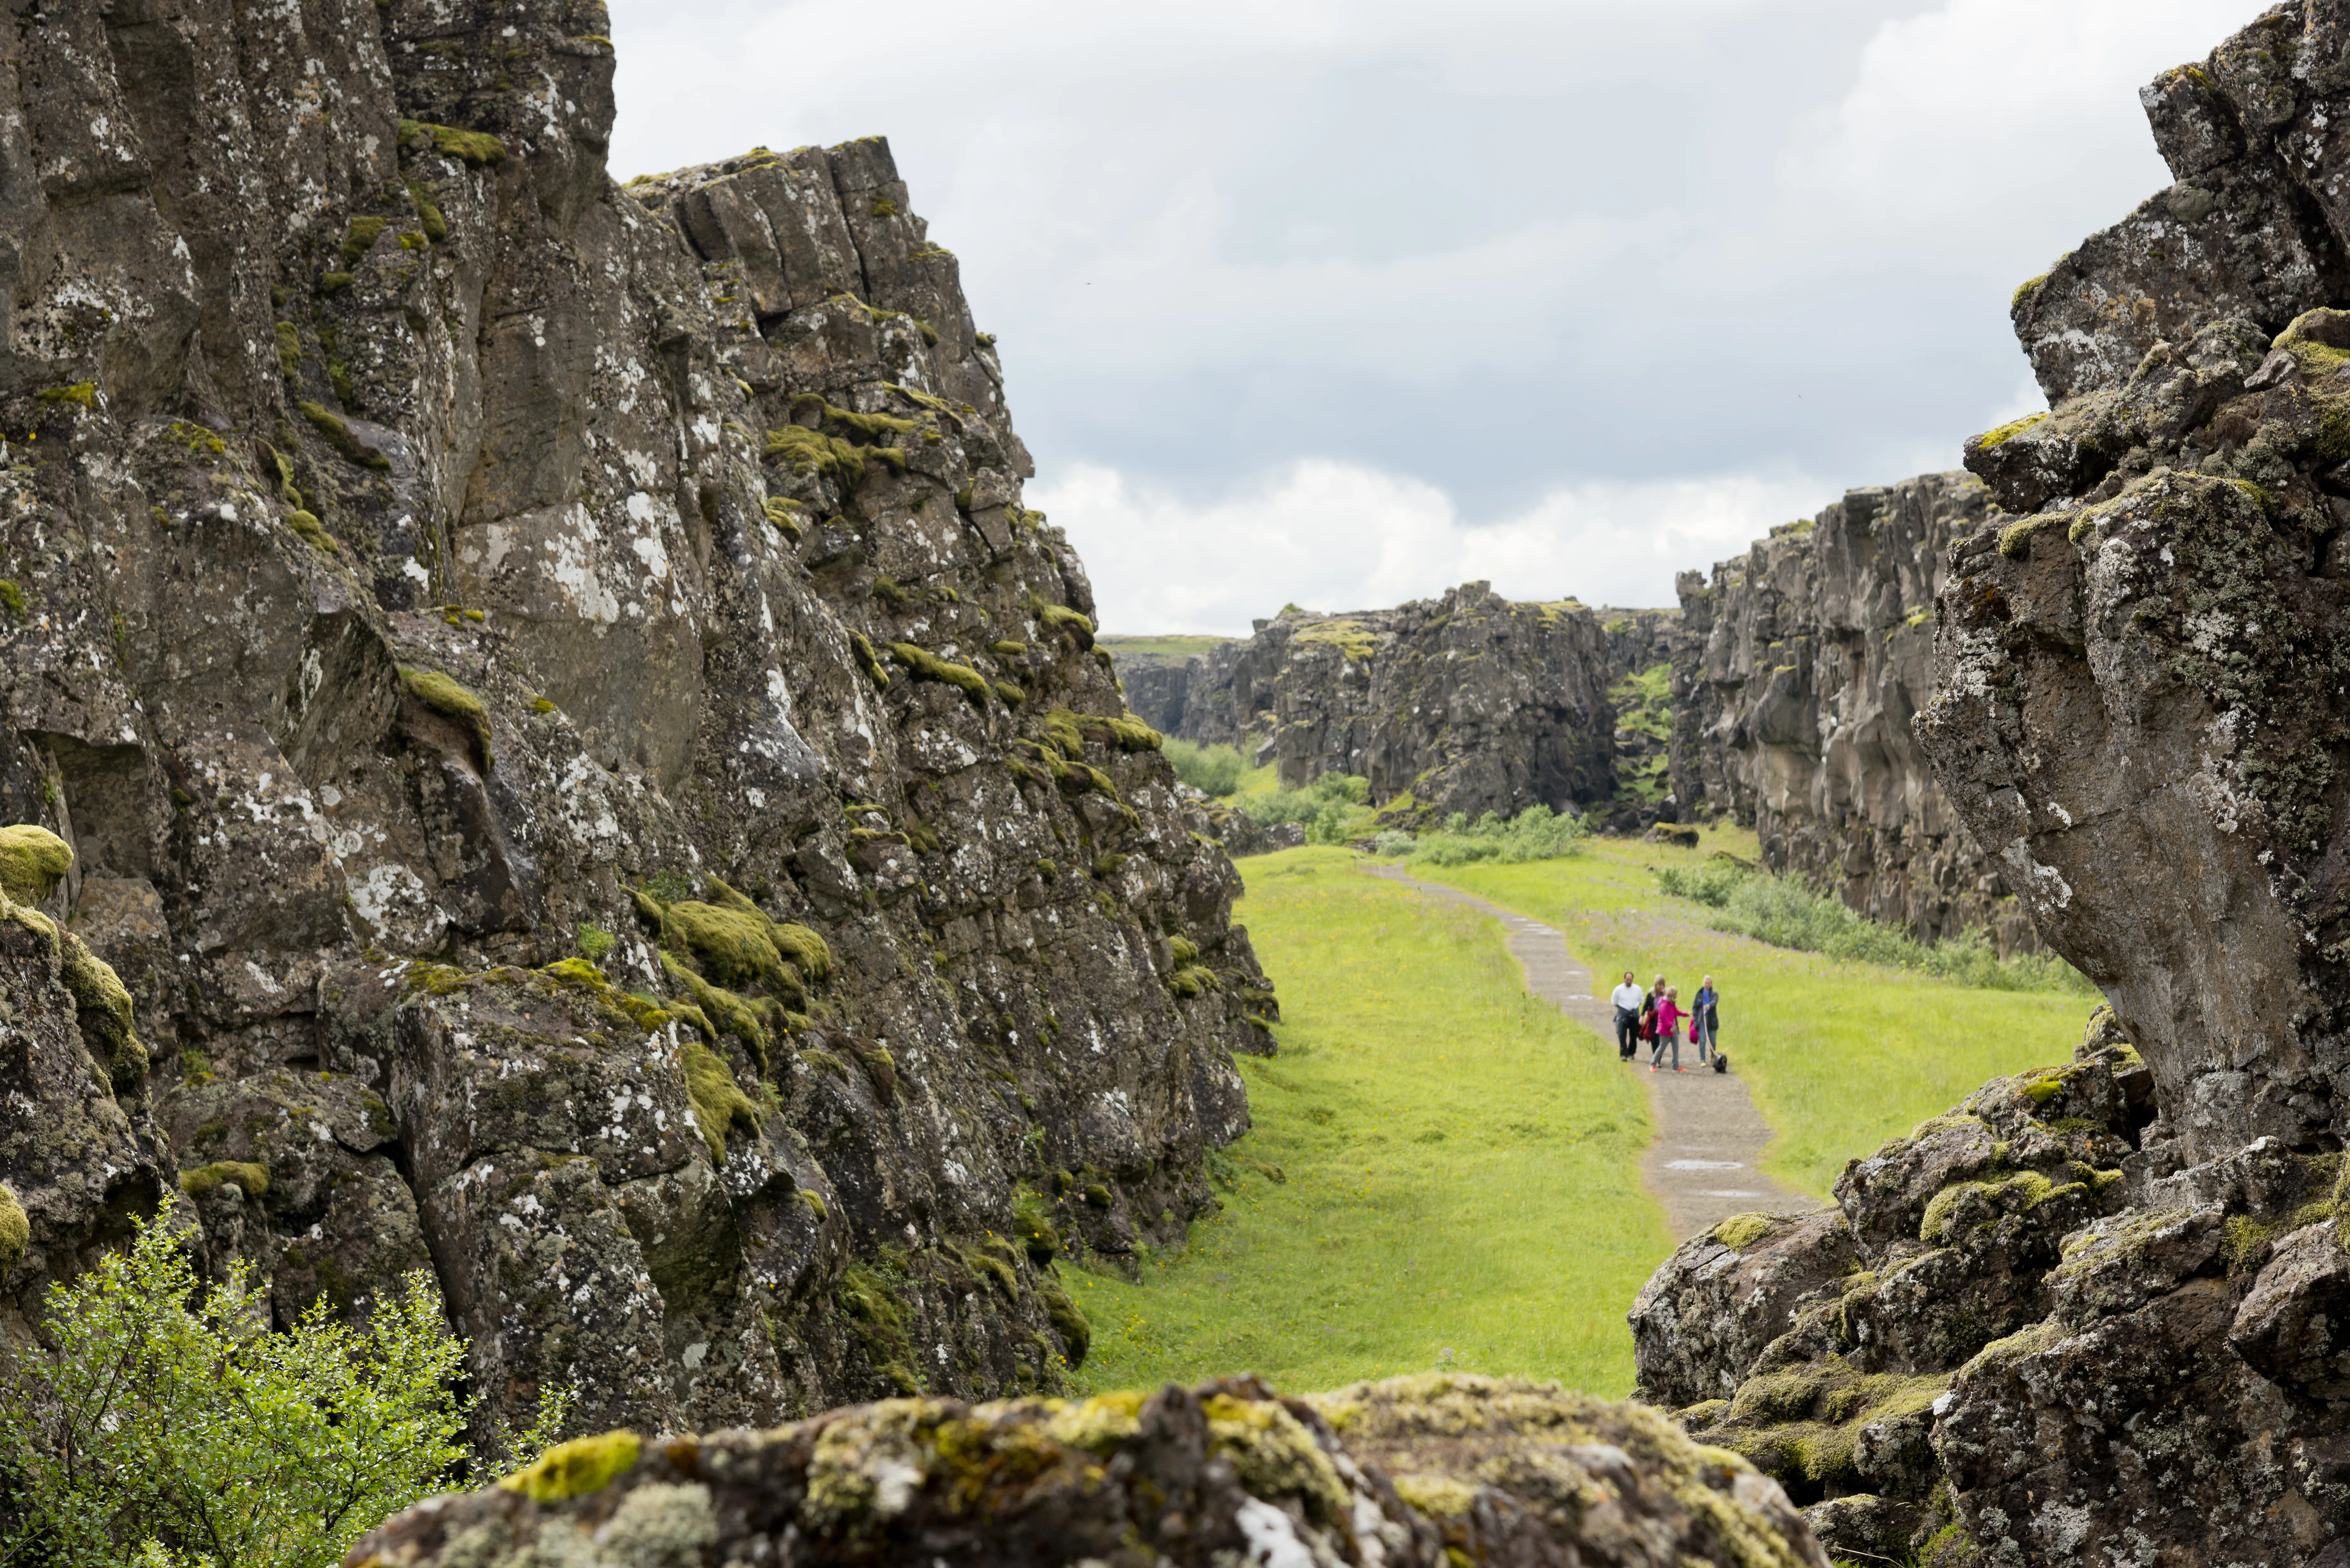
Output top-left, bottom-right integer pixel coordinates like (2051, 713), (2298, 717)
(1610, 971), (1644, 1061)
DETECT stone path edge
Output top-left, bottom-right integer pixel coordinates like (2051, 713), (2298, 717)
(1362, 864), (1818, 1240)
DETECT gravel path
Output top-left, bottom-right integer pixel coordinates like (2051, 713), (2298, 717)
(1365, 865), (1818, 1240)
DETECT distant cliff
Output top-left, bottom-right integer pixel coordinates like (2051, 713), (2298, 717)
(1119, 585), (1624, 823)
(1668, 475), (2039, 951)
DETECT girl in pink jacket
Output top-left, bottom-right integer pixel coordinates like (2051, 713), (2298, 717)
(1649, 988), (1684, 1072)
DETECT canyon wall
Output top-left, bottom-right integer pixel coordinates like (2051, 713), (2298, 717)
(1668, 474), (2040, 950)
(0, 0), (1274, 1439)
(1121, 587), (1632, 823)
(1634, 7), (2350, 1565)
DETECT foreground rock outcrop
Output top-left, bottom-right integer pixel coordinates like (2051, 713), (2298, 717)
(1120, 586), (1626, 823)
(0, 0), (1272, 1434)
(1667, 475), (2039, 951)
(1633, 7), (2350, 1563)
(353, 1374), (1831, 1568)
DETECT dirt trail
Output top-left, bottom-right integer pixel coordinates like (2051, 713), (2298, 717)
(1365, 865), (1817, 1240)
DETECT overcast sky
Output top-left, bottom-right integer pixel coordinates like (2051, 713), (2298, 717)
(607, 0), (2259, 632)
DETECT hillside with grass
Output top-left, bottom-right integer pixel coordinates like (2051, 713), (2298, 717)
(1066, 848), (1669, 1396)
(1418, 827), (2092, 1196)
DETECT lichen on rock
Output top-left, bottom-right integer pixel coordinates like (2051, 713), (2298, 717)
(0, 0), (1267, 1439)
(355, 1375), (1832, 1568)
(1123, 584), (1628, 825)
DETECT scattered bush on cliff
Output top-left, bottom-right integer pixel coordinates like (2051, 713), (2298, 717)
(1391, 805), (1590, 867)
(1653, 863), (2090, 993)
(0, 1196), (565, 1568)
(1165, 739), (1244, 797)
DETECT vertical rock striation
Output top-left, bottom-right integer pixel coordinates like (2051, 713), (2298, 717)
(1121, 586), (1622, 823)
(1668, 475), (2038, 949)
(1634, 8), (2350, 1565)
(0, 0), (1271, 1434)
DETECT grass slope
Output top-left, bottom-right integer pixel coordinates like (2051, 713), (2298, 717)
(1098, 634), (1234, 662)
(1420, 826), (2095, 1198)
(1068, 848), (1668, 1397)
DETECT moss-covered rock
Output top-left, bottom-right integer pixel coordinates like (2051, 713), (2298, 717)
(0, 1182), (27, 1273)
(361, 1376), (1831, 1568)
(0, 824), (73, 905)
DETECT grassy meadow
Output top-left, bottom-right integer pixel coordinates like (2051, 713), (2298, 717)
(1420, 824), (2096, 1197)
(1066, 848), (1670, 1397)
(1098, 633), (1235, 662)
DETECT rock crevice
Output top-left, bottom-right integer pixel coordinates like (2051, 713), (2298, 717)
(0, 0), (1267, 1435)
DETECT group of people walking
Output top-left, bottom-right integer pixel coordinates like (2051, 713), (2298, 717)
(1609, 971), (1721, 1072)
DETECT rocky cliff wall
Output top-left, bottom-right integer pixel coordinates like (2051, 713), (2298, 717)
(0, 0), (1274, 1439)
(1631, 7), (2350, 1564)
(1121, 586), (1624, 823)
(1667, 475), (2038, 950)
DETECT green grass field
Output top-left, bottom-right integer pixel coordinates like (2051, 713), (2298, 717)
(1066, 848), (1670, 1397)
(1099, 634), (1235, 662)
(1419, 827), (2097, 1197)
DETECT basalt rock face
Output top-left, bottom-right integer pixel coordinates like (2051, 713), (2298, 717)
(0, 0), (1271, 1436)
(1668, 475), (2040, 952)
(353, 1374), (1832, 1568)
(1122, 585), (1619, 823)
(1630, 7), (2350, 1565)
(1931, 0), (2350, 1173)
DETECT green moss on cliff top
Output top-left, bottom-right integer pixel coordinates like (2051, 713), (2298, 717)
(0, 824), (73, 904)
(0, 1183), (29, 1272)
(180, 1160), (270, 1199)
(1970, 411), (2050, 452)
(681, 1037), (761, 1164)
(398, 667), (493, 764)
(501, 1431), (641, 1502)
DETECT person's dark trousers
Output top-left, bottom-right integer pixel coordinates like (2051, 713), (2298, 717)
(1615, 1006), (1637, 1059)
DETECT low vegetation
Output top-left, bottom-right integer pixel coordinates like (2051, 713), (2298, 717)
(0, 1196), (565, 1568)
(1096, 634), (1233, 662)
(1165, 739), (1244, 797)
(1372, 805), (1588, 866)
(1065, 847), (1667, 1396)
(1605, 663), (1672, 808)
(1416, 828), (2094, 1197)
(1235, 772), (1375, 842)
(1652, 858), (2090, 993)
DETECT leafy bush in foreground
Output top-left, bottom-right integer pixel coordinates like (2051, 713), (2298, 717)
(1164, 739), (1244, 798)
(1655, 861), (2091, 993)
(1396, 805), (1590, 867)
(0, 1196), (565, 1568)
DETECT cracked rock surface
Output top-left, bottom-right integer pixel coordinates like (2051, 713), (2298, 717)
(1635, 7), (2350, 1562)
(351, 1374), (1830, 1568)
(0, 0), (1273, 1433)
(1668, 474), (2047, 954)
(1120, 585), (1622, 824)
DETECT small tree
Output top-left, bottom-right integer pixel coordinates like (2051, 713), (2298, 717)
(1, 1197), (483, 1568)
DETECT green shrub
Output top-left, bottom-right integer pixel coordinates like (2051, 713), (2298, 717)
(1653, 859), (1748, 907)
(1236, 772), (1367, 828)
(0, 1195), (563, 1568)
(1651, 863), (2092, 993)
(1401, 805), (1588, 866)
(1165, 740), (1244, 796)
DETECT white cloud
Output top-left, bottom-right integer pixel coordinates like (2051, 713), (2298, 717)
(1035, 460), (1835, 634)
(610, 0), (2266, 628)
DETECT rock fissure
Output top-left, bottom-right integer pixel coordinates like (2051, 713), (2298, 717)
(1635, 8), (2350, 1560)
(0, 0), (1273, 1441)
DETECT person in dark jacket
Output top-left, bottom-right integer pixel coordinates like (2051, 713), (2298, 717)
(1692, 974), (1720, 1063)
